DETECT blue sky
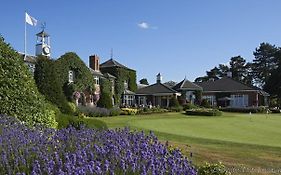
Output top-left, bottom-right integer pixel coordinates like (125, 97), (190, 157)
(1, 0), (281, 84)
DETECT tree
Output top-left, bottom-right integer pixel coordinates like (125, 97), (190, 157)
(229, 55), (247, 82)
(252, 43), (280, 87)
(139, 78), (149, 85)
(218, 64), (230, 77)
(0, 36), (57, 128)
(264, 67), (281, 106)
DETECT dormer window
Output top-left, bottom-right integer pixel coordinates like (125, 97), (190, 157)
(69, 70), (74, 83)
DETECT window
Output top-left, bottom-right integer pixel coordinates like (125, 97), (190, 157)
(202, 95), (216, 106)
(68, 70), (74, 83)
(123, 95), (134, 106)
(25, 63), (35, 74)
(94, 76), (99, 85)
(124, 80), (128, 90)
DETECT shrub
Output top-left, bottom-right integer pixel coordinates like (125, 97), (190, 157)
(97, 92), (113, 109)
(197, 162), (230, 175)
(0, 36), (57, 128)
(78, 106), (111, 117)
(121, 108), (138, 115)
(183, 103), (199, 111)
(109, 107), (122, 116)
(220, 106), (268, 113)
(201, 99), (211, 108)
(186, 108), (222, 116)
(169, 106), (183, 112)
(169, 96), (180, 107)
(137, 107), (169, 115)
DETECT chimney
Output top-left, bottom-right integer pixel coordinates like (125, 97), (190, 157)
(227, 71), (232, 78)
(156, 73), (162, 83)
(89, 55), (100, 71)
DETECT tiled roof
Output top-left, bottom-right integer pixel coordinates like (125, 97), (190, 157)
(136, 83), (178, 95)
(103, 73), (116, 79)
(100, 58), (134, 71)
(196, 77), (269, 95)
(173, 78), (202, 91)
(124, 89), (135, 95)
(163, 81), (177, 88)
(89, 68), (103, 76)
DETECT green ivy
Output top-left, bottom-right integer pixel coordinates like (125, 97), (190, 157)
(97, 78), (113, 109)
(0, 36), (57, 128)
(34, 56), (73, 114)
(100, 67), (137, 105)
(55, 52), (95, 100)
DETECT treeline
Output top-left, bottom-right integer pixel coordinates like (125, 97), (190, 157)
(195, 42), (281, 105)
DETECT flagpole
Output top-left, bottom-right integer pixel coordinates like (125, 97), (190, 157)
(24, 11), (27, 60)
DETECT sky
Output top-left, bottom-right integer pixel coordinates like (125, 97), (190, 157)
(1, 0), (281, 84)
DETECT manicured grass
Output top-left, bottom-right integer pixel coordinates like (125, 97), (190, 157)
(95, 112), (281, 175)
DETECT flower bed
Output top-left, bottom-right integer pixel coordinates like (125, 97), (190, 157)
(0, 115), (196, 174)
(185, 108), (222, 116)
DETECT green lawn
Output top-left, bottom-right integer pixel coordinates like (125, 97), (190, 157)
(95, 112), (281, 175)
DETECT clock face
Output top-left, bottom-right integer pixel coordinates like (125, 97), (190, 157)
(43, 46), (50, 55)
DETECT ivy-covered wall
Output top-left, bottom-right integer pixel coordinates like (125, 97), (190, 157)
(97, 78), (113, 108)
(55, 52), (95, 100)
(100, 67), (137, 105)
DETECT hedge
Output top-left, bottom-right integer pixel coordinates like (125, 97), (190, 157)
(0, 36), (57, 128)
(219, 106), (268, 113)
(186, 108), (222, 116)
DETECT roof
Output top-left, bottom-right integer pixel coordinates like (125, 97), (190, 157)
(89, 68), (103, 77)
(196, 77), (269, 95)
(18, 52), (37, 63)
(100, 58), (134, 71)
(136, 82), (178, 95)
(124, 89), (135, 95)
(163, 81), (177, 88)
(173, 78), (202, 91)
(103, 73), (116, 79)
(137, 84), (149, 89)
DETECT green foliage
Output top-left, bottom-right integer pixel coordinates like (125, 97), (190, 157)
(252, 42), (280, 87)
(100, 67), (137, 105)
(194, 90), (202, 105)
(34, 56), (73, 114)
(169, 96), (180, 107)
(197, 162), (230, 175)
(139, 78), (149, 85)
(98, 78), (113, 109)
(229, 55), (247, 82)
(0, 36), (57, 128)
(201, 99), (211, 108)
(186, 108), (222, 116)
(220, 106), (268, 113)
(169, 106), (183, 112)
(56, 52), (95, 99)
(55, 113), (108, 129)
(183, 103), (199, 111)
(137, 107), (169, 115)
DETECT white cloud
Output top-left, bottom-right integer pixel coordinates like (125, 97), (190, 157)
(138, 22), (149, 29)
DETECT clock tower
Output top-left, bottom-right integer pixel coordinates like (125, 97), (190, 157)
(35, 29), (51, 57)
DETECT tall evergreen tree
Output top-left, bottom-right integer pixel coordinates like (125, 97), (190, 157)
(252, 42), (279, 87)
(229, 55), (247, 82)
